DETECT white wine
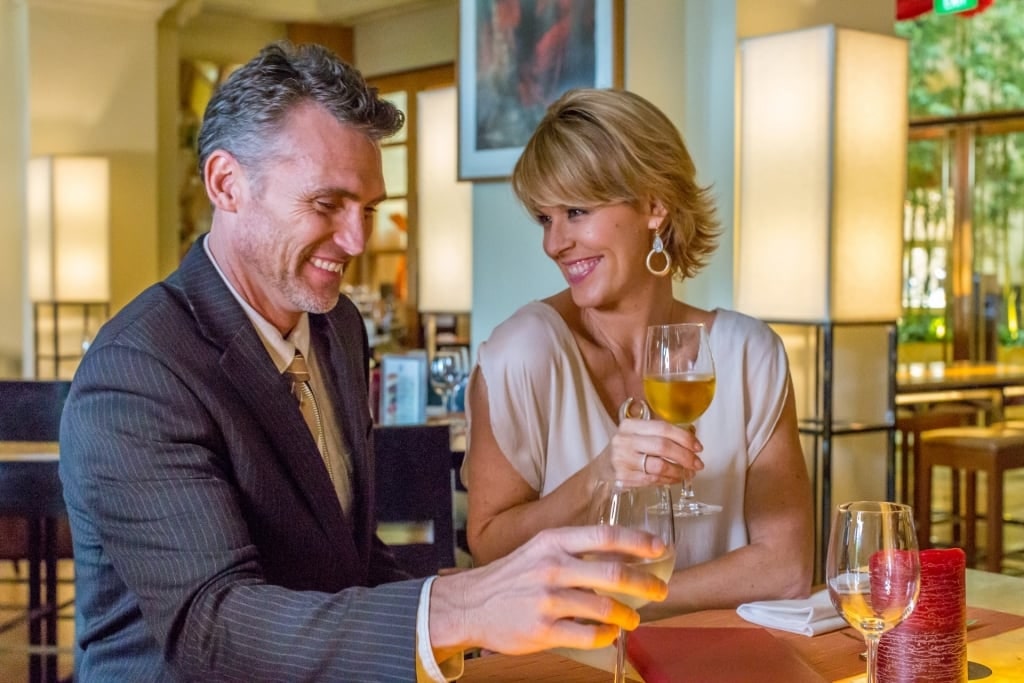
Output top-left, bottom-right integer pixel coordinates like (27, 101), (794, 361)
(580, 550), (676, 609)
(643, 373), (715, 425)
(829, 577), (913, 635)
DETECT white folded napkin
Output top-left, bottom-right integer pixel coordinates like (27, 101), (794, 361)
(736, 588), (849, 636)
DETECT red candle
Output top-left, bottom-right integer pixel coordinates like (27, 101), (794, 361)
(877, 548), (967, 683)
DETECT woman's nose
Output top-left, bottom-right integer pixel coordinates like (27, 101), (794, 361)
(543, 217), (571, 256)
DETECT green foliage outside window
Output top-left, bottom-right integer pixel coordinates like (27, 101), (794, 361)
(897, 5), (1024, 358)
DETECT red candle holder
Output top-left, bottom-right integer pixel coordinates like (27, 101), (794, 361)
(877, 547), (966, 683)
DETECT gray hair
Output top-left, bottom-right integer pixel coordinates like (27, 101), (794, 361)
(197, 40), (404, 180)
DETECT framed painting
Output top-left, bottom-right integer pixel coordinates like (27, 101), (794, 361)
(458, 0), (623, 181)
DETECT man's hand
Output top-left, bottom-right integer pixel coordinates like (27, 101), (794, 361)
(427, 526), (669, 660)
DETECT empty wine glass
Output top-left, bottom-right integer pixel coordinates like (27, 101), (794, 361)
(429, 350), (462, 412)
(642, 323), (717, 516)
(826, 501), (920, 683)
(583, 482), (676, 683)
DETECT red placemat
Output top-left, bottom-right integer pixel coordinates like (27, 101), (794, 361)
(627, 626), (826, 683)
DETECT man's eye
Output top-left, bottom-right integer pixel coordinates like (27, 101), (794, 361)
(315, 200), (337, 212)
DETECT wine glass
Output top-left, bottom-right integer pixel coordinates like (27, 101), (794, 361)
(642, 323), (717, 516)
(429, 350), (461, 412)
(826, 501), (921, 683)
(584, 482), (676, 683)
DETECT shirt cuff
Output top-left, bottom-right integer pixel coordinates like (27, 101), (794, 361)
(416, 576), (464, 682)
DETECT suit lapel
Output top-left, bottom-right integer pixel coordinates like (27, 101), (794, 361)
(177, 239), (356, 555)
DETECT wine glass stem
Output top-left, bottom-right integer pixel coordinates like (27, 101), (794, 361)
(679, 422), (696, 499)
(865, 634), (881, 683)
(613, 628), (626, 683)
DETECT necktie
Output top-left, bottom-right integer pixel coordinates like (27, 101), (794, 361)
(284, 350), (334, 487)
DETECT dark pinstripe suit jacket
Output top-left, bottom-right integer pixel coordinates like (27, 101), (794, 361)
(59, 237), (423, 682)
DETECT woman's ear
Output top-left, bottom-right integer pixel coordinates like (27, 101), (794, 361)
(204, 150), (244, 213)
(648, 198), (668, 231)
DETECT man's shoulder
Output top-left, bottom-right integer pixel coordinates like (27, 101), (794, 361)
(95, 278), (192, 349)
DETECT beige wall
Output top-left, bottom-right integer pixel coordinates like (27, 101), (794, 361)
(354, 0), (457, 77)
(1, 2), (168, 378)
(177, 11), (286, 62)
(30, 5), (163, 317)
(737, 0), (896, 38)
(0, 0), (29, 376)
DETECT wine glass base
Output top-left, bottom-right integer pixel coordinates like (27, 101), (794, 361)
(673, 501), (722, 518)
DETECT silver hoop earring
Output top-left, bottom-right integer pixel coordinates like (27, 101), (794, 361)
(645, 232), (672, 277)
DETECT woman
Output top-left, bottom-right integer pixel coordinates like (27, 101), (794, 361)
(463, 88), (813, 617)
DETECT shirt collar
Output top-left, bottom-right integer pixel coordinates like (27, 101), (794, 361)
(203, 236), (309, 373)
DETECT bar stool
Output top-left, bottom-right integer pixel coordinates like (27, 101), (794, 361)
(917, 424), (1024, 572)
(896, 404), (978, 504)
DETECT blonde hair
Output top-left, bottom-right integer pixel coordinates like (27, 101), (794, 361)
(512, 88), (720, 280)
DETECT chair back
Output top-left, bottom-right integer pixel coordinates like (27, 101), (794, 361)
(0, 380), (72, 559)
(373, 423), (454, 577)
(0, 380), (72, 441)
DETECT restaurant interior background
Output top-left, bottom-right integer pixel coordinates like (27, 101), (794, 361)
(1, 0), (1023, 563)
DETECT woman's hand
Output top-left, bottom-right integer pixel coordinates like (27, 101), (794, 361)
(597, 418), (704, 487)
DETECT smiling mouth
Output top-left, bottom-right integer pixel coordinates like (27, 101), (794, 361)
(310, 256), (343, 274)
(564, 257), (600, 281)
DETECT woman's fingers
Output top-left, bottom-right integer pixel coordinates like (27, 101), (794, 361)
(609, 421), (704, 483)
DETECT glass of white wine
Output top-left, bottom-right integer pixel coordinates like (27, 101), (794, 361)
(583, 482), (676, 683)
(826, 501), (920, 683)
(429, 350), (462, 412)
(643, 323), (717, 516)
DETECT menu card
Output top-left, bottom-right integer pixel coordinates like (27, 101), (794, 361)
(626, 626), (825, 683)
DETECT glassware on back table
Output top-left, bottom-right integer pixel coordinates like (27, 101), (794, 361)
(642, 322), (717, 516)
(583, 482), (676, 683)
(826, 501), (920, 683)
(429, 350), (462, 412)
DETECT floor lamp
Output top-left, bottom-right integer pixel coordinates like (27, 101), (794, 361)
(736, 25), (909, 576)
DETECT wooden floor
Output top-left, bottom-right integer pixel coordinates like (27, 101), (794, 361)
(0, 559), (74, 683)
(0, 467), (1021, 682)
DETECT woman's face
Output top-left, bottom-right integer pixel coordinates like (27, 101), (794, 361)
(534, 200), (664, 311)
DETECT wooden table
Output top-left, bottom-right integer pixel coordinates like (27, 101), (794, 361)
(461, 569), (1024, 681)
(897, 361), (1024, 419)
(0, 441), (63, 683)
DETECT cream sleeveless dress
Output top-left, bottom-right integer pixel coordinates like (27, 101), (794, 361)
(465, 301), (791, 567)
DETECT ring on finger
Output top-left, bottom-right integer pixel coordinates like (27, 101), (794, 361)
(641, 452), (650, 475)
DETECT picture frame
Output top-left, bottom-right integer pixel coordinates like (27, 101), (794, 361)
(458, 0), (623, 181)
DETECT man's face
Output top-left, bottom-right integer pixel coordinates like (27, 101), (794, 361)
(226, 102), (386, 332)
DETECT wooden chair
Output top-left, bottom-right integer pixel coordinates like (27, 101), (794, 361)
(896, 403), (978, 505)
(0, 380), (73, 682)
(373, 423), (455, 577)
(0, 380), (74, 564)
(917, 423), (1024, 572)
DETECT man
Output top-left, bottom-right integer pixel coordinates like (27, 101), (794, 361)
(59, 41), (668, 682)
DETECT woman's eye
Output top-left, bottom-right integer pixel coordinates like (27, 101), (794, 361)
(535, 214), (551, 226)
(567, 208), (587, 219)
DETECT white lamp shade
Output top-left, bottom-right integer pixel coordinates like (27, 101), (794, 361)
(27, 155), (110, 302)
(736, 25), (908, 322)
(417, 86), (472, 313)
